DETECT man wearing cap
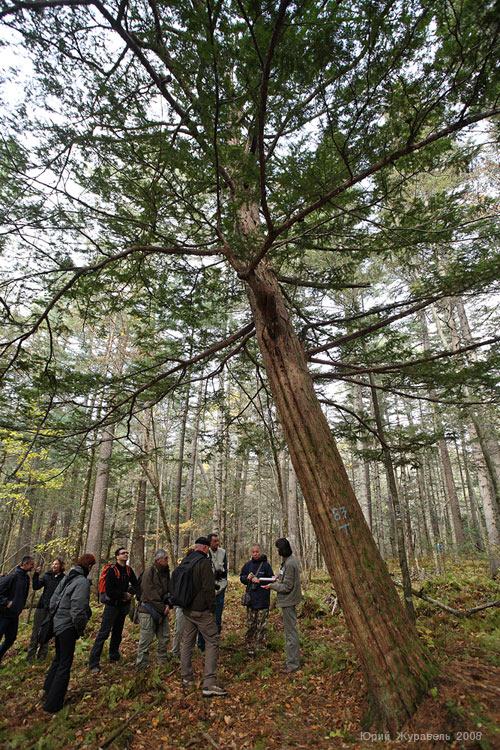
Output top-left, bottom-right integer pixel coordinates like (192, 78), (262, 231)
(180, 537), (227, 697)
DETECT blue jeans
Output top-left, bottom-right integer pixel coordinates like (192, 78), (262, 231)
(198, 588), (225, 651)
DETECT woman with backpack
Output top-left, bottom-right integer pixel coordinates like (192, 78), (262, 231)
(27, 557), (65, 664)
(42, 553), (95, 714)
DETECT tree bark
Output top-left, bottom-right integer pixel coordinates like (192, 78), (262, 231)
(86, 422), (115, 579)
(369, 376), (416, 623)
(287, 460), (299, 553)
(244, 261), (435, 733)
(174, 387), (190, 559)
(183, 381), (203, 554)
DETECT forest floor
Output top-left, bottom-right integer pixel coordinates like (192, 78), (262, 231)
(0, 558), (499, 750)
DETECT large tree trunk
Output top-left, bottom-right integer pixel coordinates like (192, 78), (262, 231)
(244, 260), (435, 734)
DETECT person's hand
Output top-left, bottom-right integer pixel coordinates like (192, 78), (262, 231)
(35, 566), (41, 574)
(261, 584), (271, 589)
(164, 605), (170, 615)
(6, 601), (12, 608)
(253, 577), (260, 584)
(248, 572), (253, 581)
(124, 592), (132, 601)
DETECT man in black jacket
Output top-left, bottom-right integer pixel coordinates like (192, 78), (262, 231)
(180, 537), (227, 697)
(0, 555), (34, 664)
(27, 557), (65, 663)
(89, 548), (137, 674)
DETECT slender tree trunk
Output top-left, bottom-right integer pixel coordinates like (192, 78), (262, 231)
(355, 383), (372, 529)
(420, 309), (466, 546)
(213, 375), (226, 533)
(372, 462), (387, 558)
(471, 441), (500, 577)
(454, 297), (500, 512)
(183, 381), (203, 554)
(287, 460), (299, 553)
(174, 388), (190, 559)
(243, 261), (435, 733)
(235, 451), (249, 566)
(86, 422), (115, 578)
(369, 376), (416, 623)
(105, 488), (121, 562)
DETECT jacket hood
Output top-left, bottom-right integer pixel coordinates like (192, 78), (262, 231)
(70, 565), (87, 578)
(251, 554), (268, 563)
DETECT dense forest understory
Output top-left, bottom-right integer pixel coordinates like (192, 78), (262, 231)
(1, 560), (499, 750)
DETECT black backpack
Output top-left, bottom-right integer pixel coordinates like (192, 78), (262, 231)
(169, 551), (206, 608)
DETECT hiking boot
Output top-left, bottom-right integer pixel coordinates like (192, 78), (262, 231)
(182, 678), (194, 687)
(279, 665), (299, 674)
(90, 666), (101, 674)
(202, 684), (227, 697)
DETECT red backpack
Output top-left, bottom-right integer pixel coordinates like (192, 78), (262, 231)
(98, 563), (132, 603)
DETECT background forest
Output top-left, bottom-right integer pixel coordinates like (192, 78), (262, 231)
(1, 143), (500, 581)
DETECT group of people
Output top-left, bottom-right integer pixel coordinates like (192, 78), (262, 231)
(0, 534), (302, 713)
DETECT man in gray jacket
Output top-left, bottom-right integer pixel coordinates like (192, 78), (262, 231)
(263, 538), (302, 674)
(43, 553), (95, 713)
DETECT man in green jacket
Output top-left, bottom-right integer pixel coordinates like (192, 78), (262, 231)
(180, 537), (227, 696)
(136, 549), (171, 672)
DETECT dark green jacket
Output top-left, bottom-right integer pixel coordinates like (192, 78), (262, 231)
(185, 555), (216, 613)
(139, 563), (170, 616)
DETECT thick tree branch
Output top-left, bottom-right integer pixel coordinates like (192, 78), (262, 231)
(0, 244), (221, 378)
(310, 334), (500, 376)
(277, 275), (370, 290)
(393, 580), (500, 618)
(243, 108), (500, 276)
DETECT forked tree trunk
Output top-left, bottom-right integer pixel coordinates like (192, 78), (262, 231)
(244, 261), (435, 734)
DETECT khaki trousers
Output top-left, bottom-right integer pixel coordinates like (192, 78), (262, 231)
(281, 605), (300, 670)
(136, 612), (170, 669)
(181, 610), (219, 688)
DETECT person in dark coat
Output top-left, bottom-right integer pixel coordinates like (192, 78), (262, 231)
(43, 553), (95, 713)
(0, 555), (35, 664)
(27, 557), (65, 664)
(89, 547), (137, 674)
(240, 544), (274, 655)
(180, 537), (227, 696)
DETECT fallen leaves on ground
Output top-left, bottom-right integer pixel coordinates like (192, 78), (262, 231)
(0, 560), (499, 749)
